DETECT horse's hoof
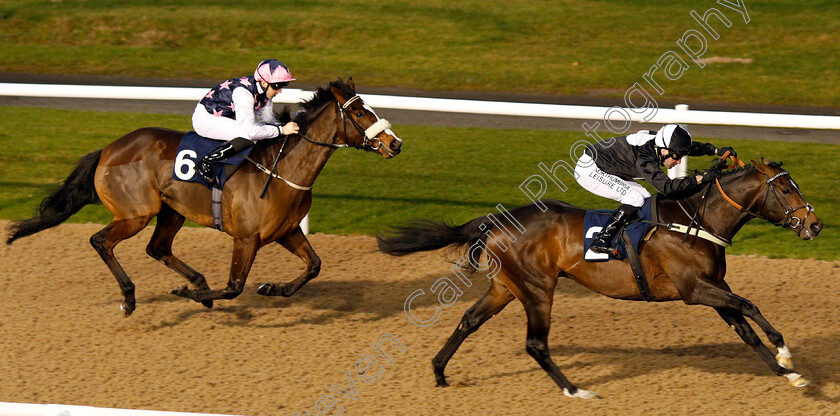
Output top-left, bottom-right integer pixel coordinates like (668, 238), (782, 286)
(120, 301), (134, 317)
(563, 388), (599, 399)
(435, 381), (449, 388)
(777, 355), (794, 370)
(201, 300), (214, 309)
(776, 346), (794, 369)
(257, 283), (275, 296)
(786, 373), (809, 388)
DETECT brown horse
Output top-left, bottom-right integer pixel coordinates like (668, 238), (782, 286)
(7, 79), (402, 317)
(378, 157), (822, 397)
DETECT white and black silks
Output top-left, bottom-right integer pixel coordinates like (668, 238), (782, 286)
(580, 130), (717, 197)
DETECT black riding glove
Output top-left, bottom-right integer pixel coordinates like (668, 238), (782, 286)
(716, 146), (737, 158)
(700, 168), (722, 184)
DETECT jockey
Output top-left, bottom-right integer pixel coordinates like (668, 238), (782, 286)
(575, 124), (736, 255)
(192, 59), (301, 184)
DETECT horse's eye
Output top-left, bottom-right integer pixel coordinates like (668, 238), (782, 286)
(782, 188), (791, 194)
(355, 112), (364, 118)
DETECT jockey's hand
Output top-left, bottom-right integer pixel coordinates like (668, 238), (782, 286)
(281, 122), (300, 136)
(716, 146), (737, 159)
(699, 168), (722, 184)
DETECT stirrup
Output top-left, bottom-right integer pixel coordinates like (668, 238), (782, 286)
(590, 242), (617, 255)
(196, 161), (216, 184)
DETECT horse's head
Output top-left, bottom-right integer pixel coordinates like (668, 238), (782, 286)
(751, 157), (823, 240)
(329, 78), (403, 158)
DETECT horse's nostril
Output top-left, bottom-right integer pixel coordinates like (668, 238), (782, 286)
(811, 222), (823, 234)
(389, 140), (402, 152)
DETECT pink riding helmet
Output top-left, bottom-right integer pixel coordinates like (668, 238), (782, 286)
(254, 59), (296, 83)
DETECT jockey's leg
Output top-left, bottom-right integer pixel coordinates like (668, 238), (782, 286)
(590, 204), (638, 254)
(196, 137), (253, 184)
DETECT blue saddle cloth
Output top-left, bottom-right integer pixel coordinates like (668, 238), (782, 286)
(583, 197), (654, 262)
(172, 131), (254, 188)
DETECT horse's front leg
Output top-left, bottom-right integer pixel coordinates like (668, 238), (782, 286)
(683, 280), (808, 387)
(172, 235), (259, 302)
(257, 226), (321, 297)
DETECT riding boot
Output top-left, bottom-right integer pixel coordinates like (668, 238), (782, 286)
(195, 138), (247, 183)
(590, 204), (639, 255)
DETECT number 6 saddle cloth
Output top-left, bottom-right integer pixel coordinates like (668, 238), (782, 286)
(172, 131), (255, 189)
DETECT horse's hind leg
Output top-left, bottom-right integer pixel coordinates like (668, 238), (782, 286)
(90, 216), (153, 317)
(433, 277), (514, 387)
(257, 226), (321, 297)
(146, 203), (213, 309)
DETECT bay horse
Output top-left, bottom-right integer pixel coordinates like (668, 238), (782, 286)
(378, 157), (823, 397)
(7, 78), (402, 317)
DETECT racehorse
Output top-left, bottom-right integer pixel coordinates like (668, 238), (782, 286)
(7, 78), (402, 317)
(378, 157), (822, 397)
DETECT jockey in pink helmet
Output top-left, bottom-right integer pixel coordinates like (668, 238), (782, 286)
(192, 59), (299, 185)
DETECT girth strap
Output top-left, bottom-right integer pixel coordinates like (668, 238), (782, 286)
(211, 187), (224, 232)
(621, 229), (653, 301)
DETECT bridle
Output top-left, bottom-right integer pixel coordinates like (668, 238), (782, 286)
(714, 155), (814, 231)
(252, 92), (395, 194)
(299, 95), (392, 151)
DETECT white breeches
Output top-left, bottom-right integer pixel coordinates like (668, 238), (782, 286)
(192, 104), (254, 142)
(574, 154), (650, 207)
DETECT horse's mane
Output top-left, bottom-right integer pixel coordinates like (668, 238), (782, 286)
(274, 79), (355, 128)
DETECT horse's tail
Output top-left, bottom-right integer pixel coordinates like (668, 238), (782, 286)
(6, 149), (103, 245)
(377, 216), (493, 257)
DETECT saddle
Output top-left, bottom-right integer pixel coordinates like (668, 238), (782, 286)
(172, 131), (255, 189)
(583, 197), (655, 262)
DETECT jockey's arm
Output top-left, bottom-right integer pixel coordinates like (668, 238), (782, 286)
(687, 141), (717, 157)
(232, 87), (283, 141)
(637, 158), (700, 196)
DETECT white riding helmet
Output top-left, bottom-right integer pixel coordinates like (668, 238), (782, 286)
(654, 124), (692, 153)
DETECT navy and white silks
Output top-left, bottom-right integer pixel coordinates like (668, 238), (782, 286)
(192, 75), (283, 142)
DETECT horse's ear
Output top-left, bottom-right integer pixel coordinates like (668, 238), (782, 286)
(761, 156), (774, 165)
(330, 82), (347, 100)
(347, 77), (356, 92)
(752, 158), (773, 175)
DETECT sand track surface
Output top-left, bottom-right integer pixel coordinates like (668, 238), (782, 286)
(1, 221), (839, 415)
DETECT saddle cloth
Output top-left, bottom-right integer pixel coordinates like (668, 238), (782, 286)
(583, 197), (654, 262)
(172, 131), (254, 188)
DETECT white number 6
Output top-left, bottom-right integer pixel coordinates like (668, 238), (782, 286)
(174, 150), (198, 180)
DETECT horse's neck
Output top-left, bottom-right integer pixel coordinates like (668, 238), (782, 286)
(274, 110), (340, 188)
(666, 169), (764, 241)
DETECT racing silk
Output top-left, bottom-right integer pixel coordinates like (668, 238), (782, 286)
(198, 76), (280, 141)
(583, 130), (717, 196)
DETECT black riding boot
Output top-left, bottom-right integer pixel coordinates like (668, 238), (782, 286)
(196, 138), (252, 184)
(590, 204), (639, 255)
